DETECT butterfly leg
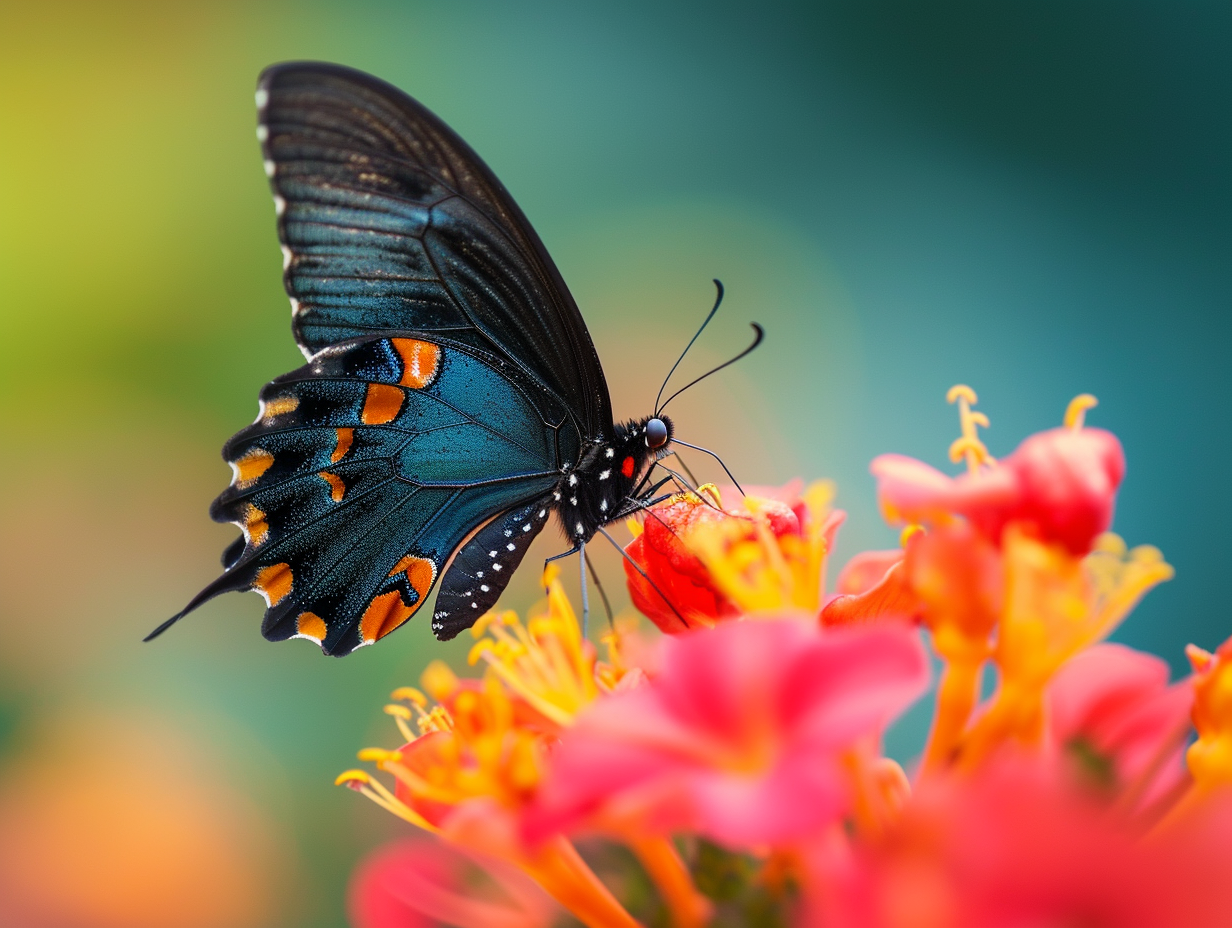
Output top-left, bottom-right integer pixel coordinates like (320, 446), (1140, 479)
(585, 555), (615, 631)
(544, 544), (580, 599)
(579, 541), (590, 638)
(595, 525), (690, 631)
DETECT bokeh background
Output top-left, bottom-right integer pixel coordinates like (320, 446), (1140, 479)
(1, 1), (1227, 925)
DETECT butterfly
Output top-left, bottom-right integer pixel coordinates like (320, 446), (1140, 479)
(147, 61), (744, 656)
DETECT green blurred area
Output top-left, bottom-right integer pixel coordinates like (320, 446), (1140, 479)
(0, 1), (1227, 925)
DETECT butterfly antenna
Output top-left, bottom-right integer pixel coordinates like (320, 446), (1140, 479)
(656, 323), (764, 415)
(654, 280), (725, 416)
(671, 439), (746, 496)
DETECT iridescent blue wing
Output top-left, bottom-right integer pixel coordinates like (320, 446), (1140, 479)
(257, 61), (613, 441)
(152, 335), (561, 655)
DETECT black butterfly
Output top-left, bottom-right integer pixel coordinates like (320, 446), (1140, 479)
(149, 62), (756, 656)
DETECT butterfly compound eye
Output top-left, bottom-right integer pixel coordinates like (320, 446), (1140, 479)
(645, 417), (669, 449)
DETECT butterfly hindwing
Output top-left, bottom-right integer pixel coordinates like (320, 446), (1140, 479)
(258, 61), (613, 441)
(159, 334), (562, 655)
(431, 494), (556, 641)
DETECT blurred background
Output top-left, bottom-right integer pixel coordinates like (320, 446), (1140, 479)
(0, 1), (1227, 925)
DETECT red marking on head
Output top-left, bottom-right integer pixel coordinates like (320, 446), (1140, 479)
(621, 456), (635, 478)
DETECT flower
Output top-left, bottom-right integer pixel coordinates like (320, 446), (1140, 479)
(872, 391), (1124, 557)
(337, 569), (643, 928)
(622, 486), (748, 632)
(824, 768), (1232, 928)
(1173, 633), (1232, 812)
(623, 482), (842, 631)
(1047, 643), (1191, 809)
(527, 619), (929, 849)
(349, 836), (559, 928)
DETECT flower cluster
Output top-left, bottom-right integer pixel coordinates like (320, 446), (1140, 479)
(340, 388), (1232, 928)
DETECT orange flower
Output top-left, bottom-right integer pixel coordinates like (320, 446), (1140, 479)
(349, 836), (559, 928)
(825, 768), (1232, 928)
(337, 570), (642, 928)
(872, 391), (1124, 557)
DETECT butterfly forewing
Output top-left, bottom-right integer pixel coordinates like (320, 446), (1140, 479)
(258, 62), (612, 439)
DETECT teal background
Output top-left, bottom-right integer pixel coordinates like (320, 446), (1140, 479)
(0, 2), (1227, 926)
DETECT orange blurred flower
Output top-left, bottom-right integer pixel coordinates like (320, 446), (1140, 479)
(824, 768), (1232, 928)
(349, 836), (559, 928)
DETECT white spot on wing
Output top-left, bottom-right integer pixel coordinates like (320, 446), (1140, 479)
(506, 543), (515, 551)
(480, 584), (490, 592)
(569, 474), (578, 486)
(281, 246), (293, 270)
(599, 469), (611, 480)
(255, 88), (269, 109)
(263, 159), (276, 177)
(256, 125), (269, 142)
(273, 195), (286, 216)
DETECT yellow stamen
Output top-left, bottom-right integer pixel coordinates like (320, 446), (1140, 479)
(946, 384), (994, 474)
(421, 660), (459, 701)
(335, 769), (370, 787)
(357, 747), (403, 763)
(390, 686), (427, 707)
(900, 524), (925, 547)
(1064, 393), (1099, 430)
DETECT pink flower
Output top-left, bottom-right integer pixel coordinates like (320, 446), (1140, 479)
(349, 836), (558, 928)
(873, 425), (1125, 555)
(825, 769), (1232, 928)
(1048, 643), (1192, 807)
(527, 619), (929, 849)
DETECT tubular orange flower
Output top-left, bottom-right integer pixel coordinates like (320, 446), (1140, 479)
(957, 529), (1174, 767)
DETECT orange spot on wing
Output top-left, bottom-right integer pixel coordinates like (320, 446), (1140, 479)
(232, 449), (273, 488)
(361, 383), (404, 424)
(243, 504), (268, 545)
(262, 395), (299, 419)
(253, 563), (293, 606)
(360, 555), (437, 642)
(621, 456), (635, 478)
(391, 338), (441, 389)
(296, 612), (328, 642)
(318, 471), (346, 502)
(331, 427), (354, 463)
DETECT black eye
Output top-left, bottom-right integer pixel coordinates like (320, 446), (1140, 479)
(645, 418), (669, 449)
